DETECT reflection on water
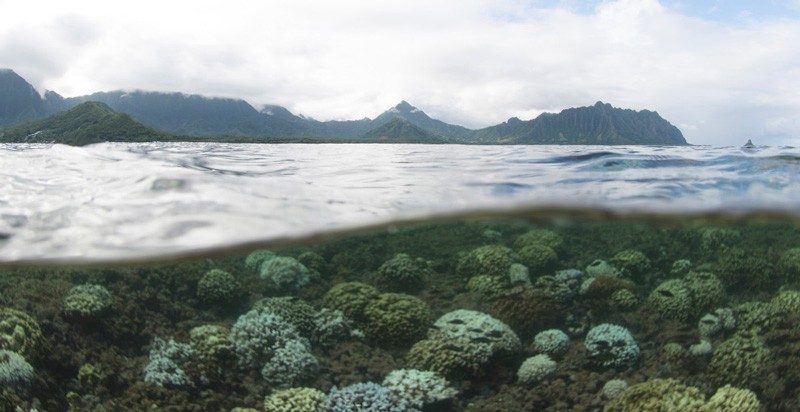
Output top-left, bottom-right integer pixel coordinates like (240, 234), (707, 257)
(1, 213), (798, 410)
(1, 143), (800, 261)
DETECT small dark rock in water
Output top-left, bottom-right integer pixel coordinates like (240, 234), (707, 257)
(742, 139), (756, 149)
(151, 178), (188, 191)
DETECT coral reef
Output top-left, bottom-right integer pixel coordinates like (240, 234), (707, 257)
(707, 333), (771, 388)
(0, 350), (34, 387)
(430, 309), (521, 355)
(382, 368), (457, 409)
(517, 243), (558, 275)
(261, 339), (318, 388)
(62, 284), (114, 319)
(456, 244), (514, 278)
(363, 293), (431, 346)
(375, 253), (430, 292)
(405, 336), (492, 377)
(252, 296), (317, 337)
(584, 323), (639, 369)
(196, 269), (239, 305)
(322, 282), (380, 322)
(259, 256), (312, 290)
(229, 309), (305, 369)
(143, 337), (194, 388)
(263, 387), (326, 412)
(532, 329), (571, 357)
(603, 378), (706, 411)
(517, 354), (557, 384)
(610, 249), (650, 277)
(323, 382), (407, 412)
(0, 308), (42, 358)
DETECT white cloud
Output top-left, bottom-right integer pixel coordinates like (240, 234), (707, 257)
(1, 0), (799, 145)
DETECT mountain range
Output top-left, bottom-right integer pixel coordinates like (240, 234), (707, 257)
(0, 69), (687, 145)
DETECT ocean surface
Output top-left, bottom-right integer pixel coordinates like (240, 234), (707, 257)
(1, 142), (799, 262)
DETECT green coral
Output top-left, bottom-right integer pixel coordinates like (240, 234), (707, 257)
(466, 275), (512, 300)
(700, 385), (761, 412)
(322, 282), (380, 322)
(456, 245), (514, 278)
(610, 249), (651, 277)
(516, 244), (558, 275)
(189, 324), (233, 362)
(645, 272), (724, 321)
(715, 246), (775, 290)
(610, 289), (639, 311)
(263, 387), (326, 412)
(700, 227), (740, 254)
(707, 333), (771, 388)
(514, 229), (563, 251)
(245, 249), (276, 271)
(62, 284), (114, 319)
(252, 297), (317, 337)
(406, 336), (492, 377)
(375, 253), (430, 293)
(297, 251), (327, 276)
(363, 293), (432, 346)
(736, 290), (800, 333)
(259, 256), (312, 290)
(780, 247), (800, 279)
(603, 378), (706, 412)
(0, 308), (42, 358)
(196, 269), (239, 305)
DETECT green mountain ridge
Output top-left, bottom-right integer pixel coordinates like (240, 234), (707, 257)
(361, 117), (448, 143)
(0, 102), (166, 145)
(0, 68), (689, 145)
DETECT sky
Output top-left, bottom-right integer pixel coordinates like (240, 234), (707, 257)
(1, 0), (799, 145)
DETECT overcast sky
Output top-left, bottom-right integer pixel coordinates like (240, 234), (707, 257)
(1, 0), (799, 145)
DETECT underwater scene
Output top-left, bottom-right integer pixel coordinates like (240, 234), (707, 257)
(1, 213), (799, 411)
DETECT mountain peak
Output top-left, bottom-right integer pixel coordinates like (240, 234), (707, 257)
(394, 100), (416, 112)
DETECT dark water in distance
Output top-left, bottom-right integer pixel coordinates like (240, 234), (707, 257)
(1, 142), (799, 262)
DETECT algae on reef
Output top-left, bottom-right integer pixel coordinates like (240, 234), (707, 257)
(1, 214), (799, 410)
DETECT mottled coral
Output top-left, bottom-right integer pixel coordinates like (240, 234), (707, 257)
(517, 244), (558, 275)
(324, 382), (407, 412)
(189, 324), (233, 363)
(584, 323), (639, 369)
(0, 350), (33, 387)
(196, 269), (239, 305)
(229, 309), (305, 369)
(263, 387), (326, 412)
(466, 275), (511, 300)
(707, 333), (771, 388)
(603, 379), (706, 412)
(700, 385), (761, 412)
(610, 249), (650, 277)
(375, 253), (430, 292)
(382, 369), (457, 410)
(601, 379), (628, 400)
(322, 282), (380, 322)
(0, 308), (42, 358)
(431, 309), (521, 354)
(62, 284), (114, 319)
(252, 296), (317, 337)
(363, 293), (431, 346)
(312, 308), (362, 347)
(245, 249), (276, 272)
(456, 244), (514, 278)
(585, 260), (620, 278)
(261, 339), (318, 388)
(517, 354), (557, 384)
(645, 272), (724, 321)
(259, 256), (312, 290)
(405, 336), (492, 377)
(532, 329), (571, 358)
(489, 287), (564, 337)
(514, 228), (563, 251)
(143, 338), (194, 388)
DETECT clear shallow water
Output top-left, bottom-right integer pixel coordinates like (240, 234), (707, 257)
(1, 142), (799, 262)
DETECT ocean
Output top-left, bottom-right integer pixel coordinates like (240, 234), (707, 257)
(1, 142), (799, 410)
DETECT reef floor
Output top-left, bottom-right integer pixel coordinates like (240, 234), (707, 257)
(1, 214), (798, 411)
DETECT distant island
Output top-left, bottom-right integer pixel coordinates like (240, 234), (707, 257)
(0, 68), (687, 146)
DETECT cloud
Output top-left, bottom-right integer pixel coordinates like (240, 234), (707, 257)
(0, 0), (799, 145)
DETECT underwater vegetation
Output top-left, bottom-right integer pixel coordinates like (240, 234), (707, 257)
(0, 215), (799, 410)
